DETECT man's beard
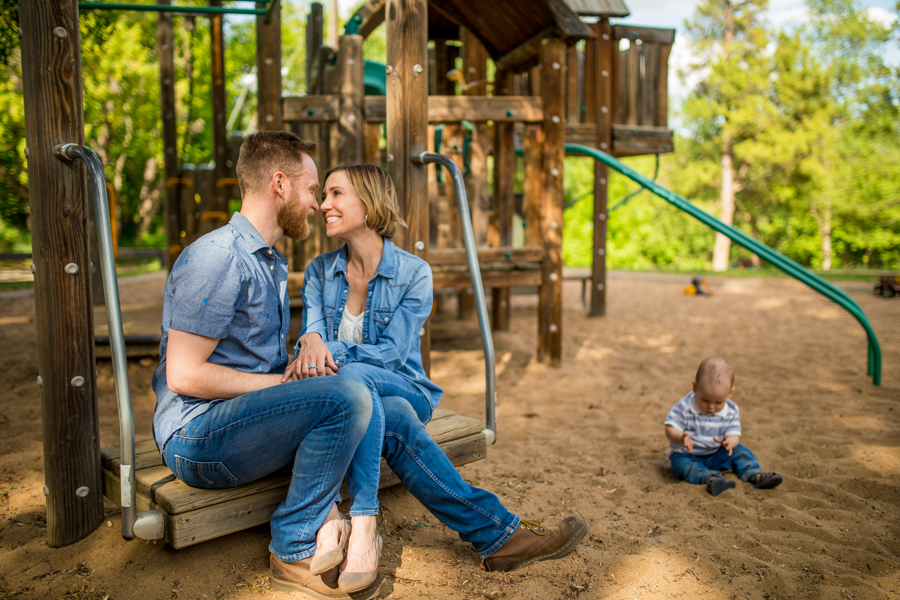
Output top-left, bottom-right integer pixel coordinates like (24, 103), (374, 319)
(276, 190), (311, 240)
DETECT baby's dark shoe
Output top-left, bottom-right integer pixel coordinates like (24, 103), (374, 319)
(707, 476), (735, 496)
(750, 472), (783, 489)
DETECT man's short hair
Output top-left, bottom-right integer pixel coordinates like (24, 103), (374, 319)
(235, 131), (318, 197)
(695, 357), (735, 391)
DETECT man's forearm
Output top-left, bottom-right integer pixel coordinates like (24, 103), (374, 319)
(169, 361), (283, 400)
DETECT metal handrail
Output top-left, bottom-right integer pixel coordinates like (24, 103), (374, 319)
(54, 144), (165, 540)
(565, 143), (882, 386)
(411, 152), (497, 445)
(80, 1), (279, 21)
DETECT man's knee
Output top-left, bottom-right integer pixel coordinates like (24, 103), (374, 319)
(328, 378), (372, 425)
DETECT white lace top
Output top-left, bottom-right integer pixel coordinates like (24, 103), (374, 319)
(337, 310), (365, 345)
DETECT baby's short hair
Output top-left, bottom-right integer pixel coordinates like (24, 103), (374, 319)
(695, 357), (734, 392)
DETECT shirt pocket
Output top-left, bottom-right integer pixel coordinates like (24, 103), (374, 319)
(372, 309), (394, 340)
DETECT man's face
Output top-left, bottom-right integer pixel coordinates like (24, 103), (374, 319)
(692, 381), (733, 415)
(276, 154), (319, 240)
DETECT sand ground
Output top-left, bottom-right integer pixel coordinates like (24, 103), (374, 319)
(0, 273), (898, 600)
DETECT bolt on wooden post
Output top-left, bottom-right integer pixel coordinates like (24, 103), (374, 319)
(19, 0), (104, 547)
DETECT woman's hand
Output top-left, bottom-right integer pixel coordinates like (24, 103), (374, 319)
(283, 333), (339, 381)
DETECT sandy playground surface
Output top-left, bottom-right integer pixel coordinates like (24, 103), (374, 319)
(0, 272), (898, 600)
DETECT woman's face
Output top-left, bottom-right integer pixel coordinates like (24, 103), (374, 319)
(321, 171), (369, 239)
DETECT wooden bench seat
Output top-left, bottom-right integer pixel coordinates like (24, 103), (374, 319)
(101, 409), (487, 549)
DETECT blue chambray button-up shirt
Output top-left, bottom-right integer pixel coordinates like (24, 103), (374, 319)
(152, 212), (290, 453)
(297, 238), (443, 410)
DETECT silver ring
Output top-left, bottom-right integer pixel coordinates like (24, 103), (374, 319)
(308, 365), (318, 369)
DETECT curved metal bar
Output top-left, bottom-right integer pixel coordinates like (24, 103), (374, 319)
(55, 144), (136, 539)
(411, 152), (497, 445)
(565, 143), (882, 386)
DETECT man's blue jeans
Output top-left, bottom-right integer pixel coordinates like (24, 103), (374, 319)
(670, 444), (762, 485)
(335, 362), (433, 517)
(162, 377), (371, 562)
(381, 394), (520, 558)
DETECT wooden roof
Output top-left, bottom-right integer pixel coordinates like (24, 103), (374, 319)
(562, 0), (630, 17)
(351, 0), (594, 72)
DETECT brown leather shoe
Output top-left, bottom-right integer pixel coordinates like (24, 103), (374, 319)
(482, 517), (590, 572)
(270, 554), (384, 599)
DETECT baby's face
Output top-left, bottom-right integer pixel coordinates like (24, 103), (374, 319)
(692, 382), (734, 415)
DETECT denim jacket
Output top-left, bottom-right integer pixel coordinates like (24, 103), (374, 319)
(297, 238), (443, 410)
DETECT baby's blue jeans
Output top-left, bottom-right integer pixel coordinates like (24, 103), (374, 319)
(670, 444), (762, 485)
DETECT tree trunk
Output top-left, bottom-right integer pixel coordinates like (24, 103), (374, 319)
(811, 196), (832, 270)
(712, 142), (736, 271)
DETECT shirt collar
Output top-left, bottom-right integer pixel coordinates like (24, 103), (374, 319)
(687, 391), (728, 416)
(230, 212), (277, 257)
(330, 237), (397, 279)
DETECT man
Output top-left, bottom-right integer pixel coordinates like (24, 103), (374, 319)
(153, 132), (588, 600)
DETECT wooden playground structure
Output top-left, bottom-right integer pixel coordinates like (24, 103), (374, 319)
(20, 0), (674, 549)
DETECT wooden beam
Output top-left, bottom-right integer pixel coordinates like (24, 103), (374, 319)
(338, 35), (364, 165)
(305, 3), (323, 87)
(158, 1), (180, 267)
(591, 20), (612, 317)
(256, 0), (282, 131)
(386, 0), (429, 370)
(432, 268), (541, 290)
(538, 38), (566, 366)
(522, 123), (544, 248)
(428, 246), (543, 266)
(544, 0), (595, 39)
(351, 0), (385, 38)
(210, 1), (229, 219)
(19, 0), (104, 547)
(283, 95), (341, 122)
(364, 96), (544, 123)
(612, 24), (676, 44)
(491, 69), (516, 332)
(178, 164), (197, 245)
(494, 26), (555, 73)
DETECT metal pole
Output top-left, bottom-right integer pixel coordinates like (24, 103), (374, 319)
(412, 152), (497, 444)
(55, 144), (165, 541)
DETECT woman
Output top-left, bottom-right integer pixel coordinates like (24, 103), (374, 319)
(282, 163), (442, 594)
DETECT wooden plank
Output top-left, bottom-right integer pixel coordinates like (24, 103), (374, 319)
(613, 24), (675, 44)
(19, 0), (105, 547)
(522, 124), (544, 248)
(158, 1), (180, 268)
(539, 39), (566, 366)
(364, 96), (544, 123)
(494, 26), (555, 73)
(625, 42), (639, 126)
(178, 164), (198, 244)
(433, 269), (542, 290)
(643, 42), (659, 127)
(103, 468), (153, 514)
(462, 29), (490, 249)
(256, 0), (282, 131)
(351, 0), (386, 38)
(386, 0), (429, 371)
(338, 35), (364, 165)
(612, 124), (673, 138)
(282, 96), (341, 123)
(592, 19), (613, 317)
(612, 137), (675, 156)
(566, 43), (580, 125)
(364, 122), (382, 166)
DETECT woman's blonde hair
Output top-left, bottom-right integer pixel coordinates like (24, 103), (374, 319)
(324, 164), (407, 239)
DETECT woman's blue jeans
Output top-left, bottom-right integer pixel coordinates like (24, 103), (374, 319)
(336, 362), (433, 517)
(670, 444), (762, 485)
(162, 377), (371, 562)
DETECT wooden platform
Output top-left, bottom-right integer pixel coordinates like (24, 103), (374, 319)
(101, 408), (487, 549)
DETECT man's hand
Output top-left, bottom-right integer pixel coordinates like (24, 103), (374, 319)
(714, 435), (740, 456)
(282, 332), (338, 381)
(682, 432), (694, 453)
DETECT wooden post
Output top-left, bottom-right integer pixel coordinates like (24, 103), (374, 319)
(179, 164), (197, 245)
(338, 35), (364, 165)
(538, 39), (565, 365)
(306, 3), (323, 87)
(591, 21), (613, 317)
(491, 69), (515, 331)
(257, 1), (282, 132)
(158, 0), (180, 267)
(210, 1), (229, 219)
(386, 0), (429, 372)
(19, 0), (104, 547)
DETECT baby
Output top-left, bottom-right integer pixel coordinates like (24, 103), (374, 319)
(664, 358), (783, 496)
